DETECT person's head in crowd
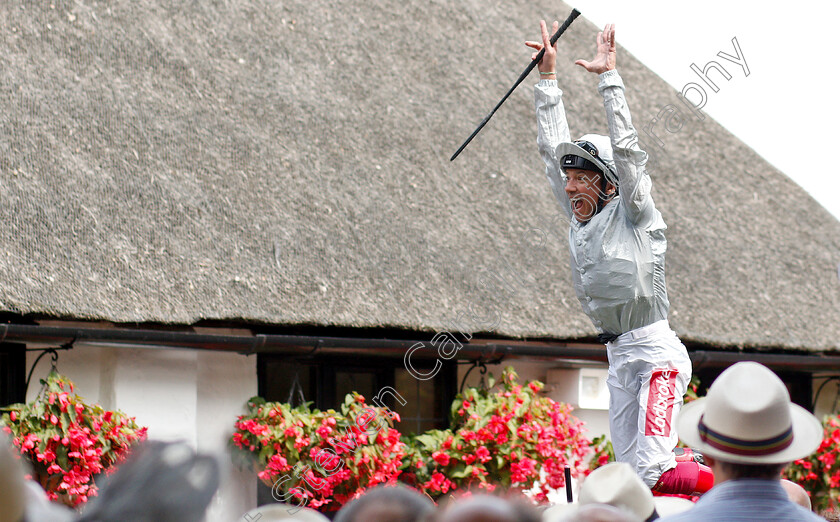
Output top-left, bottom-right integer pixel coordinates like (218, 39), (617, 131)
(0, 432), (27, 522)
(242, 504), (331, 522)
(435, 492), (540, 522)
(77, 440), (220, 522)
(540, 501), (577, 522)
(334, 484), (435, 522)
(651, 497), (695, 518)
(570, 504), (642, 522)
(544, 495), (694, 522)
(660, 362), (824, 521)
(543, 461), (695, 522)
(677, 362), (822, 480)
(577, 462), (656, 521)
(780, 478), (811, 510)
(0, 432), (74, 522)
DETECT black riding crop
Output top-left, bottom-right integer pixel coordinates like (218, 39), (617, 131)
(450, 8), (581, 161)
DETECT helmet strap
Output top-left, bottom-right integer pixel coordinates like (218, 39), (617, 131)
(596, 173), (615, 214)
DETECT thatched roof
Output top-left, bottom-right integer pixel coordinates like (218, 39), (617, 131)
(1, 0), (839, 351)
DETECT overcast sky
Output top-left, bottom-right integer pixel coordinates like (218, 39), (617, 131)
(567, 1), (839, 220)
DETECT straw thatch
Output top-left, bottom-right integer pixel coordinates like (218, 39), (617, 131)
(1, 0), (838, 350)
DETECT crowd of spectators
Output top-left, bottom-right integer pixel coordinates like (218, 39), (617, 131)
(2, 362), (833, 521)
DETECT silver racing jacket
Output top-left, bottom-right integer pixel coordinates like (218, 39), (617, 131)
(534, 70), (670, 336)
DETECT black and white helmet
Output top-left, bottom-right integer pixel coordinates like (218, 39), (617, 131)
(555, 133), (618, 186)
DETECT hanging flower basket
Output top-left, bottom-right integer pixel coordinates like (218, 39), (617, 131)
(0, 371), (148, 507)
(403, 366), (595, 502)
(785, 414), (840, 514)
(230, 392), (406, 512)
(232, 366), (602, 512)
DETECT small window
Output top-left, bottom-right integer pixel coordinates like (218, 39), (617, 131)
(258, 354), (456, 434)
(0, 343), (26, 407)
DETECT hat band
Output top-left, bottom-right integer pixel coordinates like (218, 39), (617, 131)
(698, 415), (793, 456)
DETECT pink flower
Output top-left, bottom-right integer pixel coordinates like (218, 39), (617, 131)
(293, 436), (311, 450)
(488, 415), (508, 435)
(423, 472), (455, 494)
(432, 451), (451, 466)
(21, 434), (40, 451)
(475, 446), (491, 463)
(819, 452), (837, 467)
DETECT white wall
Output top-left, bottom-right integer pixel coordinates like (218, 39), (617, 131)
(25, 342), (258, 522)
(197, 349), (260, 521)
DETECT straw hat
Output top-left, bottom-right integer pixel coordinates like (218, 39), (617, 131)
(677, 361), (822, 465)
(578, 462), (655, 521)
(652, 496), (695, 517)
(541, 501), (577, 521)
(241, 504), (331, 522)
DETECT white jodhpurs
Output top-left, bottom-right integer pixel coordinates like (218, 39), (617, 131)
(605, 320), (692, 488)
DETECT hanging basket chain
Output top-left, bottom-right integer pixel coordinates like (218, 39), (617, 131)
(23, 340), (74, 399)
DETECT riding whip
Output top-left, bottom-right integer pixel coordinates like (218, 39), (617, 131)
(450, 8), (581, 161)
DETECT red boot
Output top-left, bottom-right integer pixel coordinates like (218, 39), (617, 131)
(652, 461), (714, 496)
(674, 447), (705, 465)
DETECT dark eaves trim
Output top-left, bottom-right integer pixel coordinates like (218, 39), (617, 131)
(690, 350), (840, 373)
(3, 324), (838, 372)
(0, 323), (607, 363)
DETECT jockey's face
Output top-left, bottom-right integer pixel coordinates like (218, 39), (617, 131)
(564, 168), (614, 223)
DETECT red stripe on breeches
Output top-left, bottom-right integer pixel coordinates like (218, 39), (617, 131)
(645, 369), (678, 437)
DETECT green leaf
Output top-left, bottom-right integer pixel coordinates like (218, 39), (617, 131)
(514, 394), (531, 417)
(486, 374), (496, 390)
(450, 464), (472, 479)
(413, 433), (444, 449)
(450, 399), (461, 419)
(258, 443), (274, 463)
(56, 443), (69, 470)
